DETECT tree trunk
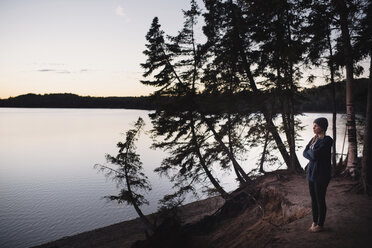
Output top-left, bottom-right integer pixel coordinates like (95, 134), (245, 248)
(362, 55), (372, 194)
(125, 166), (155, 232)
(226, 70), (246, 184)
(331, 75), (337, 169)
(227, 113), (246, 184)
(280, 86), (300, 172)
(132, 200), (155, 232)
(228, 0), (300, 170)
(334, 0), (358, 177)
(327, 31), (337, 170)
(285, 7), (301, 172)
(281, 101), (293, 160)
(190, 112), (230, 199)
(289, 93), (300, 171)
(259, 131), (270, 173)
(201, 114), (252, 184)
(241, 58), (302, 170)
(189, 20), (230, 198)
(239, 36), (302, 171)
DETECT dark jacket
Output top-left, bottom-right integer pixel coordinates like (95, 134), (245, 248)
(303, 135), (333, 184)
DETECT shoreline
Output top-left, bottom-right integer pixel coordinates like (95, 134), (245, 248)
(0, 107), (353, 115)
(32, 196), (225, 248)
(33, 172), (372, 248)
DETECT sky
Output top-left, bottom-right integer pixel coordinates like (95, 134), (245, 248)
(0, 0), (370, 99)
(0, 0), (204, 98)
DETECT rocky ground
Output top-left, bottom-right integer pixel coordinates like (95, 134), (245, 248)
(34, 171), (372, 248)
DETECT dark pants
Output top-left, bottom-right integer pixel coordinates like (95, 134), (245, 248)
(308, 180), (329, 226)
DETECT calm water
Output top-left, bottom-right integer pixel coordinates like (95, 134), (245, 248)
(0, 108), (350, 248)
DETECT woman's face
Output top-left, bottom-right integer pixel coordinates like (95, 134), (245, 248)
(313, 122), (323, 135)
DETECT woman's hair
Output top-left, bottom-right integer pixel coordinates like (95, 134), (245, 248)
(311, 135), (318, 145)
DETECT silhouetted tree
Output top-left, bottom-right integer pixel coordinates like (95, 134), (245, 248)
(355, 1), (372, 193)
(141, 1), (230, 201)
(306, 0), (342, 170)
(201, 0), (286, 174)
(240, 0), (305, 171)
(332, 0), (366, 177)
(95, 117), (155, 231)
(200, 0), (255, 184)
(362, 58), (372, 194)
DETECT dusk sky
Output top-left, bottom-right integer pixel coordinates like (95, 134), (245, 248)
(0, 0), (369, 99)
(0, 0), (204, 98)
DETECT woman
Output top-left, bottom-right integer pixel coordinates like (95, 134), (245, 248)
(303, 117), (333, 232)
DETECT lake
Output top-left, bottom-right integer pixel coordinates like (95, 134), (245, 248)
(0, 108), (351, 248)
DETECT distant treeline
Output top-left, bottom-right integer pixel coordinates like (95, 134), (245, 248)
(0, 78), (368, 113)
(299, 78), (368, 114)
(0, 94), (155, 110)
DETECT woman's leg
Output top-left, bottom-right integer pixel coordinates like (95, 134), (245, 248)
(308, 181), (318, 225)
(314, 181), (329, 227)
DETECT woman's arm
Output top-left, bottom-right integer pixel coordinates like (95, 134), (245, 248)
(303, 140), (313, 161)
(306, 137), (333, 161)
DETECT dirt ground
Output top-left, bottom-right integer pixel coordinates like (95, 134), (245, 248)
(32, 196), (225, 248)
(33, 172), (372, 248)
(195, 172), (372, 248)
(265, 175), (372, 248)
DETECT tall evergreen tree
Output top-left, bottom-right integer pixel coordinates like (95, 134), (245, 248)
(141, 2), (230, 201)
(332, 0), (364, 177)
(362, 57), (372, 194)
(95, 117), (155, 231)
(306, 0), (341, 170)
(141, 17), (184, 96)
(242, 0), (306, 171)
(355, 0), (372, 193)
(200, 0), (257, 184)
(305, 0), (367, 177)
(202, 0), (294, 172)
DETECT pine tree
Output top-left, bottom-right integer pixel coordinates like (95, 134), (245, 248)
(362, 58), (372, 194)
(306, 0), (341, 170)
(202, 1), (279, 176)
(141, 1), (230, 201)
(95, 117), (155, 231)
(201, 0), (255, 184)
(355, 0), (372, 193)
(140, 17), (184, 96)
(239, 0), (306, 171)
(332, 0), (366, 177)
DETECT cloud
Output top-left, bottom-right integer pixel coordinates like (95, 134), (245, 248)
(37, 69), (70, 74)
(115, 5), (130, 22)
(115, 6), (125, 17)
(37, 67), (94, 74)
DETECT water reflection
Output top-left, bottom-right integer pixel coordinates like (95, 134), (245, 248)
(0, 109), (350, 248)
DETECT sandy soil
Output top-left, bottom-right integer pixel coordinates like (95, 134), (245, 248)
(266, 175), (372, 248)
(33, 172), (372, 248)
(193, 172), (372, 248)
(32, 196), (225, 248)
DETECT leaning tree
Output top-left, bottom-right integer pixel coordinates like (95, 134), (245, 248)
(95, 117), (155, 231)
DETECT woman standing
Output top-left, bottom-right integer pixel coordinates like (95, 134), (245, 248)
(303, 117), (333, 232)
